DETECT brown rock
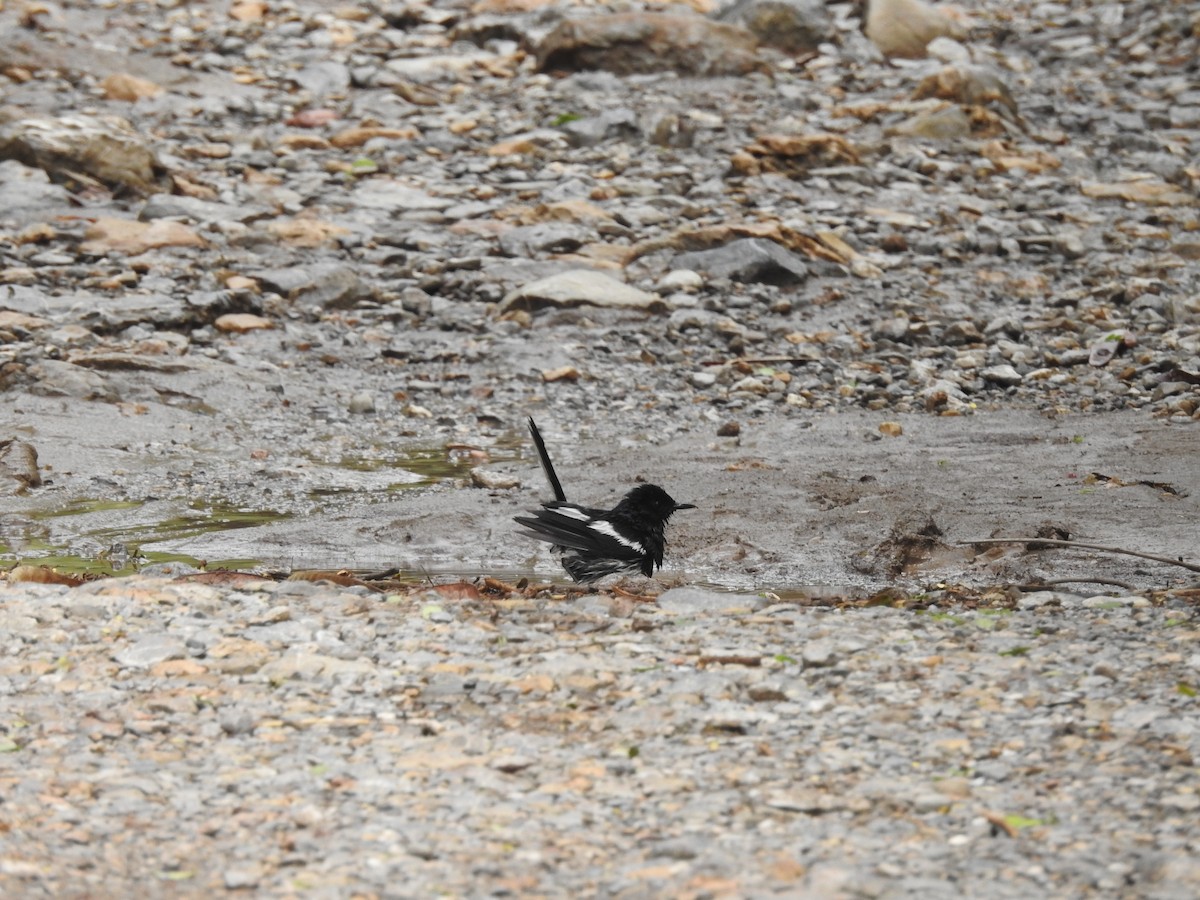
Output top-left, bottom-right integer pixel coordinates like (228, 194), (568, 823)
(913, 65), (1022, 124)
(0, 439), (42, 492)
(537, 13), (762, 77)
(541, 366), (581, 383)
(864, 0), (970, 60)
(230, 0), (268, 22)
(0, 310), (51, 331)
(1081, 180), (1194, 207)
(79, 217), (205, 255)
(330, 126), (420, 148)
(264, 217), (351, 248)
(716, 0), (834, 56)
(0, 113), (168, 196)
(215, 313), (274, 333)
(736, 133), (861, 179)
(99, 73), (163, 101)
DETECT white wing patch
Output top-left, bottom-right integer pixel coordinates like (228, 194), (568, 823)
(589, 520), (645, 554)
(555, 506), (590, 520)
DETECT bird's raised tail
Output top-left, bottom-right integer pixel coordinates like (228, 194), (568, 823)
(527, 417), (567, 502)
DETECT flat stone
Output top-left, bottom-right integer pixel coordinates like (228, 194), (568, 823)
(673, 238), (809, 285)
(981, 364), (1023, 387)
(801, 638), (836, 667)
(114, 635), (188, 669)
(251, 263), (367, 308)
(656, 587), (763, 614)
(499, 270), (660, 313)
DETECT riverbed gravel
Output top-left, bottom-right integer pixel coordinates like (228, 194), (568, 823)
(2, 575), (1200, 898)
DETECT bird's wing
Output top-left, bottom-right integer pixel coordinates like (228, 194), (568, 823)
(514, 505), (645, 561)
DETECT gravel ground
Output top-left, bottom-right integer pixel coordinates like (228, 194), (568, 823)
(1, 0), (1199, 895)
(2, 576), (1199, 898)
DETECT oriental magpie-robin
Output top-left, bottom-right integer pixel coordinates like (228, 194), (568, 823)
(514, 417), (694, 583)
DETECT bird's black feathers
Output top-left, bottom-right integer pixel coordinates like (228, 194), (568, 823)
(515, 418), (694, 583)
(527, 416), (567, 503)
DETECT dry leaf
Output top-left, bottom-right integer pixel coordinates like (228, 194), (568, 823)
(215, 313), (274, 333)
(100, 73), (163, 101)
(7, 565), (84, 586)
(80, 218), (205, 254)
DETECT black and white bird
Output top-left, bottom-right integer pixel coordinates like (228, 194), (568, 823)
(514, 417), (694, 583)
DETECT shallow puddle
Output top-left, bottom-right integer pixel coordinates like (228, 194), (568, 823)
(2, 441), (526, 578)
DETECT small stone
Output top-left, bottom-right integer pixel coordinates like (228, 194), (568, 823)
(656, 587), (763, 614)
(1081, 595), (1146, 609)
(114, 635), (187, 669)
(470, 468), (520, 490)
(500, 270), (659, 313)
(1017, 591), (1061, 609)
(541, 366), (580, 383)
(223, 865), (262, 890)
(348, 392), (376, 414)
(673, 238), (809, 285)
(219, 710), (257, 736)
(878, 421), (903, 437)
(658, 269), (704, 292)
(981, 364), (1023, 387)
(214, 313), (273, 333)
(801, 638), (836, 668)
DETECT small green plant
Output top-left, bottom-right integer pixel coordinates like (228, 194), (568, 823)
(552, 112), (582, 126)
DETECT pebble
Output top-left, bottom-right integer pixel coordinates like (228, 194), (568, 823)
(348, 391), (376, 414)
(0, 575), (1197, 897)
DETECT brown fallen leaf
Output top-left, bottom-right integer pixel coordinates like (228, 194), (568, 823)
(80, 218), (205, 255)
(286, 108), (339, 128)
(174, 571), (274, 587)
(330, 126), (420, 148)
(100, 73), (163, 101)
(982, 810), (1021, 838)
(229, 0), (267, 22)
(265, 218), (351, 248)
(1081, 179), (1194, 207)
(215, 313), (274, 333)
(7, 565), (85, 586)
(289, 570), (377, 589)
(541, 366), (580, 383)
(427, 582), (485, 601)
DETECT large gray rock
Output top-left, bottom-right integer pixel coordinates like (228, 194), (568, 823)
(673, 238), (809, 285)
(0, 112), (168, 196)
(715, 0), (835, 55)
(537, 13), (763, 77)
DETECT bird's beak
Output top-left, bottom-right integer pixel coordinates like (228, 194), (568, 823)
(675, 503), (696, 510)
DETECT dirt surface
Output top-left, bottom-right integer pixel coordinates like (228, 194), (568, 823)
(1, 0), (1198, 596)
(10, 386), (1197, 592)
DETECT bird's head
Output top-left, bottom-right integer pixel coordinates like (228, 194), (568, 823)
(619, 483), (695, 521)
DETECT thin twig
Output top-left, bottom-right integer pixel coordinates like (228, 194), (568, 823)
(962, 538), (1200, 574)
(1015, 577), (1139, 592)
